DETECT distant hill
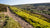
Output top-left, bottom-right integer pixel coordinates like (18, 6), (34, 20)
(13, 3), (50, 7)
(13, 3), (50, 16)
(13, 3), (50, 11)
(13, 3), (50, 10)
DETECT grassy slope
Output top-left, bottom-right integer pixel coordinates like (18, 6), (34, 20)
(10, 7), (50, 28)
(0, 4), (8, 12)
(0, 4), (21, 28)
(0, 14), (6, 28)
(3, 16), (21, 28)
(0, 14), (21, 28)
(20, 9), (50, 22)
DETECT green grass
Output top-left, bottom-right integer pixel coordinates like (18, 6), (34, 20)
(0, 14), (5, 21)
(0, 14), (21, 28)
(3, 16), (22, 28)
(10, 7), (50, 28)
(0, 14), (9, 28)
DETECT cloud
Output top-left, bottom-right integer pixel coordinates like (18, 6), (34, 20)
(0, 0), (50, 5)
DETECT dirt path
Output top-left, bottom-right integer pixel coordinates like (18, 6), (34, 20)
(7, 7), (34, 28)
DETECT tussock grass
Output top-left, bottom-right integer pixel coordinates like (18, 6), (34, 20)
(3, 16), (22, 28)
(0, 14), (21, 28)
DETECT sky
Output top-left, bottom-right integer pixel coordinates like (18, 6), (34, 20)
(0, 0), (50, 5)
